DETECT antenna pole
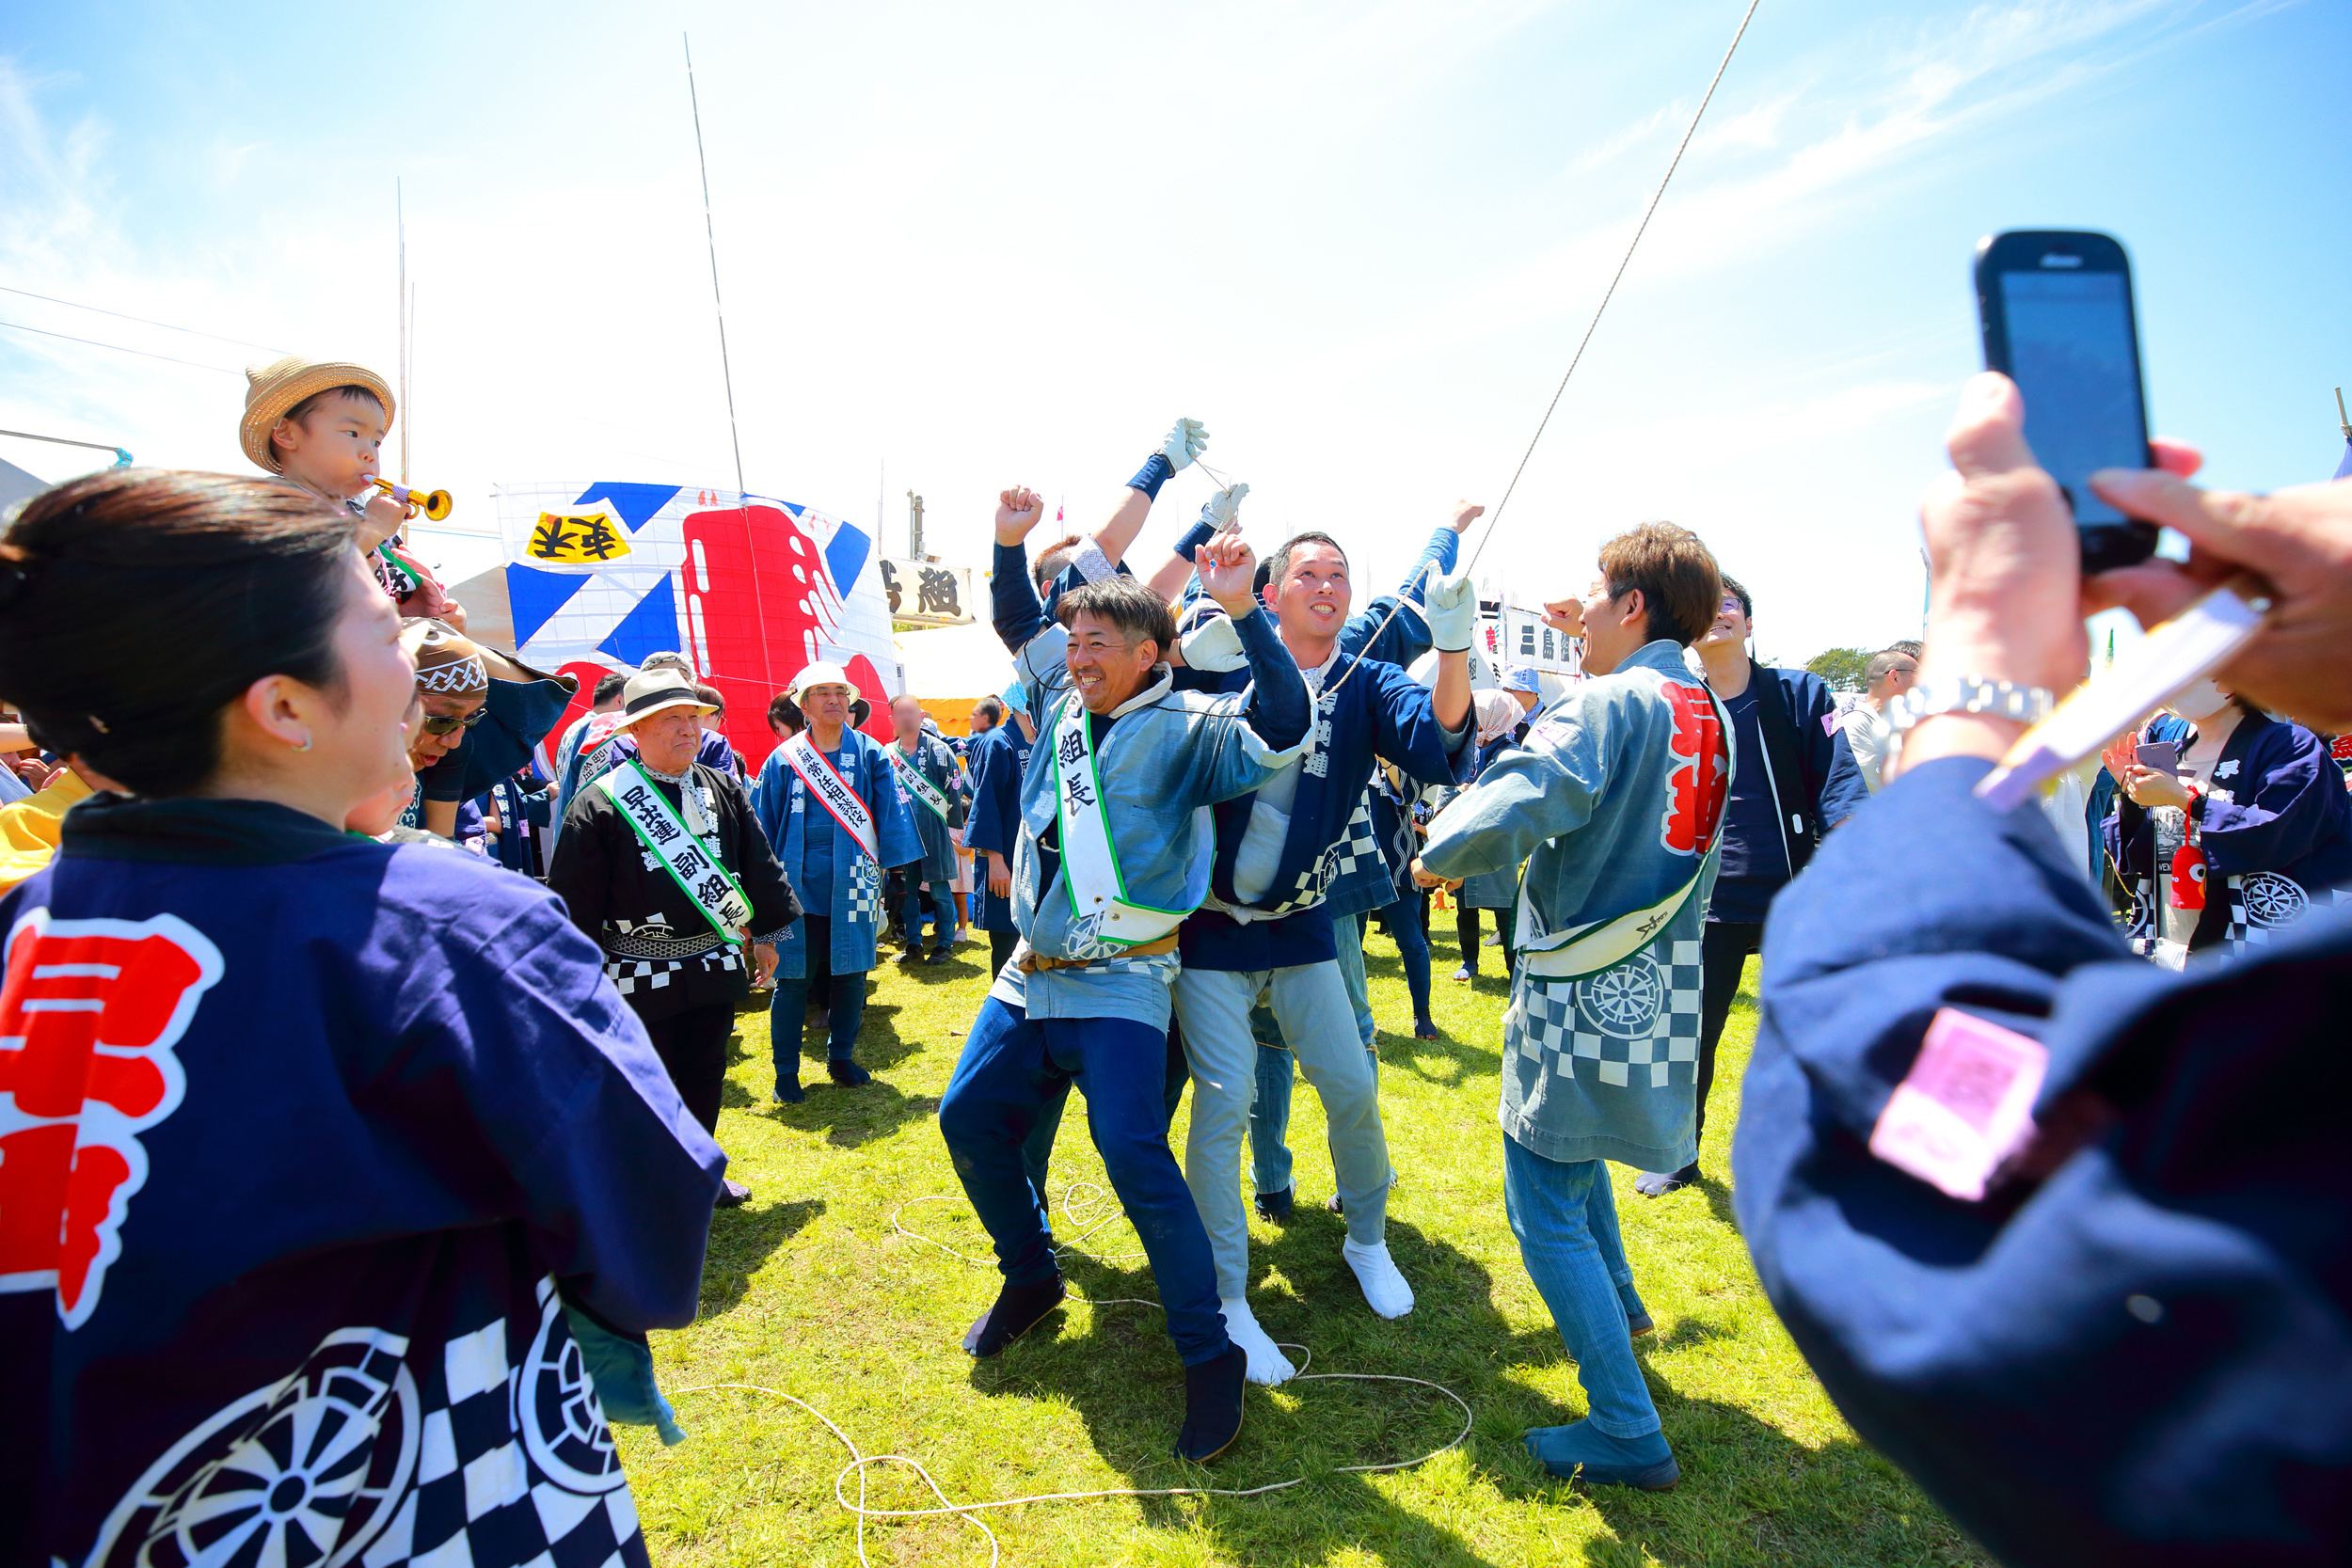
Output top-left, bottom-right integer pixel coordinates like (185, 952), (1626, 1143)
(397, 180), (409, 487)
(685, 33), (748, 499)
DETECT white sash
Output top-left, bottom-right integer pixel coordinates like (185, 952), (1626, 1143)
(1518, 681), (1732, 982)
(1048, 693), (1188, 946)
(782, 733), (882, 863)
(887, 741), (954, 825)
(596, 762), (754, 944)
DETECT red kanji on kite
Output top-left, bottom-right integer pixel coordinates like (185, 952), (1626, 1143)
(0, 912), (221, 1328)
(1661, 680), (1729, 855)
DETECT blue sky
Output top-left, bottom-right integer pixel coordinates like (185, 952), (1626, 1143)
(3, 0), (2344, 662)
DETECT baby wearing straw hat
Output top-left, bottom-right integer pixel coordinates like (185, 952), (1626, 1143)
(239, 355), (459, 625)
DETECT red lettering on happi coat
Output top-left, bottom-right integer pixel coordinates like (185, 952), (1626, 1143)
(1661, 680), (1729, 855)
(0, 912), (221, 1327)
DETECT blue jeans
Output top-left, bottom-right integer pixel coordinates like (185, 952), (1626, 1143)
(939, 999), (1231, 1366)
(901, 879), (951, 950)
(770, 914), (868, 1088)
(1502, 1137), (1658, 1437)
(1376, 896), (1434, 1022)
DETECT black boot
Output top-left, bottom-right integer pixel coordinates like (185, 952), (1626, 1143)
(963, 1275), (1066, 1357)
(1174, 1342), (1248, 1462)
(828, 1056), (871, 1086)
(1254, 1186), (1294, 1222)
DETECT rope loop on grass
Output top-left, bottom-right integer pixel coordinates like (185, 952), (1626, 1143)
(673, 1194), (1477, 1567)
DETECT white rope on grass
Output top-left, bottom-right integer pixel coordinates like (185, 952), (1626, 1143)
(672, 1194), (1477, 1567)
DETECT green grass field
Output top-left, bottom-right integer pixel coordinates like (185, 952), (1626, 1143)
(615, 919), (1989, 1567)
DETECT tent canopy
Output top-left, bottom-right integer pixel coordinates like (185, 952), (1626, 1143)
(897, 618), (1015, 735)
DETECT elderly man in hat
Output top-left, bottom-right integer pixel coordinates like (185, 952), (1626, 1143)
(548, 670), (800, 1206)
(751, 662), (922, 1100)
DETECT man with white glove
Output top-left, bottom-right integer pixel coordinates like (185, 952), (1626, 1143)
(1166, 529), (1478, 1384)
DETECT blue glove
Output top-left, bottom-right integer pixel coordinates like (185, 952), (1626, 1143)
(1424, 570), (1479, 653)
(563, 1302), (687, 1446)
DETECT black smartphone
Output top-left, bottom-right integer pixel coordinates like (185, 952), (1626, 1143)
(1973, 230), (2157, 573)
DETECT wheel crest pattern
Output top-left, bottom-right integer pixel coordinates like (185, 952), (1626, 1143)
(520, 1293), (625, 1495)
(1575, 954), (1666, 1039)
(87, 1329), (419, 1568)
(2238, 871), (2307, 929)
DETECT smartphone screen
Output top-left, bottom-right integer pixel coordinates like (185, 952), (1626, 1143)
(1999, 270), (2145, 524)
(1976, 231), (2155, 571)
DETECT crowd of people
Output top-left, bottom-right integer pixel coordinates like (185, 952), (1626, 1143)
(3, 356), (2347, 1567)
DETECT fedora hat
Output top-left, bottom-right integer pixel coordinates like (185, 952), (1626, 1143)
(240, 356), (396, 472)
(618, 670), (715, 726)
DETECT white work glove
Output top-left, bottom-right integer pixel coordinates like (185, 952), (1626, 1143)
(1160, 418), (1209, 472)
(1200, 482), (1248, 533)
(1424, 569), (1479, 653)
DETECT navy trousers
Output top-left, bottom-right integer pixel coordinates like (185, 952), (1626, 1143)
(939, 998), (1230, 1366)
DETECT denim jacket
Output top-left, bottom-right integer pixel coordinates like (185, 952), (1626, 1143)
(987, 542), (1310, 1029)
(1421, 640), (1734, 1167)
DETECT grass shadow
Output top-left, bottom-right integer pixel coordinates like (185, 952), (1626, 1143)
(698, 1196), (823, 1319)
(967, 1209), (1513, 1567)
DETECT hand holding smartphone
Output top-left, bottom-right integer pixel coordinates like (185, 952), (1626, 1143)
(1973, 230), (2158, 573)
(2134, 739), (2182, 777)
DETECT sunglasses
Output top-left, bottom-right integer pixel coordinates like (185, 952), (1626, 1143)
(419, 707), (489, 736)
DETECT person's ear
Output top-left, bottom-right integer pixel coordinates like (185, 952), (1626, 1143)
(269, 417), (299, 458)
(238, 673), (318, 754)
(1619, 588), (1645, 627)
(1260, 580), (1279, 612)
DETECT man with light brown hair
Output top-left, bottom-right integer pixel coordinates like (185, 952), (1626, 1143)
(1413, 520), (1733, 1492)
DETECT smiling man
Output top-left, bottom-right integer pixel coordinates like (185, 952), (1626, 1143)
(548, 670), (800, 1208)
(1163, 527), (1478, 1382)
(934, 480), (1309, 1465)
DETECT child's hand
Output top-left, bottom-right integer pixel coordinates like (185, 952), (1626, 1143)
(358, 493), (406, 552)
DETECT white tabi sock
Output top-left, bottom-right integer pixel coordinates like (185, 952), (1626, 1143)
(1342, 1238), (1415, 1320)
(1218, 1297), (1297, 1386)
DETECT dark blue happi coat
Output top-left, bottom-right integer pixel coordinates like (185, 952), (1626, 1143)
(962, 719), (1035, 935)
(0, 795), (722, 1568)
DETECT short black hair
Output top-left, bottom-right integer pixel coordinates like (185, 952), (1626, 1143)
(1889, 640), (1922, 659)
(592, 673), (629, 705)
(1266, 531), (1348, 588)
(768, 692), (803, 734)
(1057, 574), (1177, 662)
(971, 696), (1005, 728)
(1720, 573), (1753, 622)
(693, 682), (725, 713)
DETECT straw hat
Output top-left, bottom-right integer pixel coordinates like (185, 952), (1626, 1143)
(240, 356), (396, 472)
(618, 670), (716, 727)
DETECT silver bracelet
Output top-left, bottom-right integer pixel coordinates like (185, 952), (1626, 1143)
(1887, 676), (2054, 734)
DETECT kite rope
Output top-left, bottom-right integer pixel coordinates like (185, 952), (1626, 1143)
(1319, 0), (1766, 700)
(672, 1189), (1475, 1568)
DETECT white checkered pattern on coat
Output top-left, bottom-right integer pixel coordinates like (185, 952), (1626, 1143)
(2220, 872), (2344, 958)
(1505, 940), (1705, 1088)
(1259, 792), (1383, 919)
(845, 855), (882, 927)
(353, 1281), (646, 1568)
(605, 946), (739, 996)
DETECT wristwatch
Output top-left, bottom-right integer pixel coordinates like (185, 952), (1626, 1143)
(1886, 676), (2055, 734)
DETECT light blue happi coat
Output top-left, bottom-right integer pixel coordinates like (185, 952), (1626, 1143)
(1420, 641), (1735, 1171)
(753, 727), (923, 978)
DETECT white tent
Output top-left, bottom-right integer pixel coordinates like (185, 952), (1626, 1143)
(897, 618), (1015, 704)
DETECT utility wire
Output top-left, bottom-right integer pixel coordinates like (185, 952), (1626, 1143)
(1462, 0), (1764, 578)
(0, 317), (239, 375)
(0, 283), (290, 356)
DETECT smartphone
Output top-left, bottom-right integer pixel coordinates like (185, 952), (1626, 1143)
(1973, 230), (2157, 573)
(2134, 740), (2181, 777)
